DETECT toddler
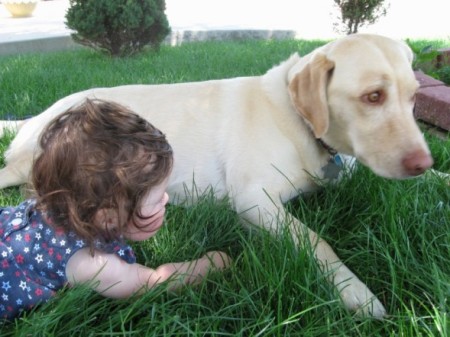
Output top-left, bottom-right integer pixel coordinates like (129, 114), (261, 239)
(0, 99), (231, 320)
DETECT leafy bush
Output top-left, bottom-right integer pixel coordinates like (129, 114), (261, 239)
(66, 0), (171, 57)
(437, 66), (450, 85)
(407, 42), (440, 72)
(407, 41), (450, 85)
(333, 0), (389, 34)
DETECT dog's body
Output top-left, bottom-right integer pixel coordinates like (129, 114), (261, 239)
(0, 34), (435, 318)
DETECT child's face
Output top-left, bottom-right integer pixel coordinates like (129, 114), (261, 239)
(124, 178), (170, 241)
(94, 178), (170, 242)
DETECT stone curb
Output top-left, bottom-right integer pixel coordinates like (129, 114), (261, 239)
(414, 71), (450, 132)
(0, 36), (76, 55)
(165, 29), (298, 46)
(0, 29), (298, 56)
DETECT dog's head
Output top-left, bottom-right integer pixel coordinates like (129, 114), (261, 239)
(288, 34), (433, 179)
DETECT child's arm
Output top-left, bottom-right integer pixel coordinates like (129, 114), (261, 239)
(65, 248), (231, 298)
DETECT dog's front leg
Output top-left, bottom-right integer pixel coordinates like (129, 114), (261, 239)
(237, 199), (387, 319)
(293, 217), (387, 319)
(427, 169), (450, 185)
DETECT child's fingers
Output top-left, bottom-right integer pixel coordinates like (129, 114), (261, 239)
(204, 251), (232, 270)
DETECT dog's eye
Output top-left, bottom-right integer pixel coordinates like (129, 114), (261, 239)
(368, 91), (381, 103)
(362, 91), (384, 104)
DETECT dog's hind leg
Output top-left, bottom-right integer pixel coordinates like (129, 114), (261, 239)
(0, 147), (34, 189)
(0, 128), (36, 189)
(0, 120), (26, 138)
(0, 120), (32, 189)
(0, 165), (31, 189)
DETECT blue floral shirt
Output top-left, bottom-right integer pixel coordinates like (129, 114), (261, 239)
(0, 199), (136, 320)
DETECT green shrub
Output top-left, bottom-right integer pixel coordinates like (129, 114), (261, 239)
(437, 66), (450, 85)
(407, 41), (450, 85)
(65, 0), (171, 57)
(407, 43), (440, 73)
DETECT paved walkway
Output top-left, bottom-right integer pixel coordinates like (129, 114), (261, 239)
(0, 0), (321, 55)
(0, 0), (449, 55)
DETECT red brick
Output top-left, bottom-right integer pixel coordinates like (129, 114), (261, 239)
(415, 70), (444, 88)
(415, 86), (450, 131)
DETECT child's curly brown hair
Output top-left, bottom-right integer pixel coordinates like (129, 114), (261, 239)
(32, 98), (173, 249)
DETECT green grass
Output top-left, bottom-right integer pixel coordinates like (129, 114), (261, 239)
(0, 39), (449, 336)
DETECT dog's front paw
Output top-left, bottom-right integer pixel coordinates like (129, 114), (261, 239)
(333, 267), (386, 319)
(336, 272), (386, 319)
(338, 279), (386, 319)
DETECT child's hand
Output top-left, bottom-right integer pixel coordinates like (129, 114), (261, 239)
(66, 248), (232, 298)
(203, 251), (231, 271)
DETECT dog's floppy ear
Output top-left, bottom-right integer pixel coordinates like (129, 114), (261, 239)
(288, 53), (335, 138)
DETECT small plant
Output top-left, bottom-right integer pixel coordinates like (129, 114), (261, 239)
(407, 41), (439, 71)
(437, 66), (450, 85)
(406, 40), (450, 84)
(65, 0), (171, 57)
(333, 0), (389, 35)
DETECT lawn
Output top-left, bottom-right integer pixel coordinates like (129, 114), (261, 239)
(0, 39), (449, 336)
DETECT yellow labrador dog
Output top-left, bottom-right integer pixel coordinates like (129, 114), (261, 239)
(0, 34), (434, 318)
